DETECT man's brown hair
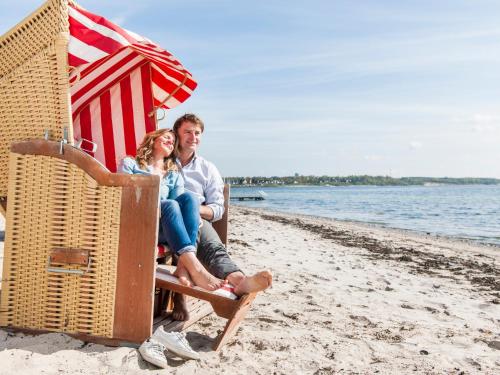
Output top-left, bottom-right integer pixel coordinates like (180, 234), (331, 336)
(172, 113), (205, 134)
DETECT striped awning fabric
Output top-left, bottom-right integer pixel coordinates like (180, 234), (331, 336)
(69, 3), (197, 171)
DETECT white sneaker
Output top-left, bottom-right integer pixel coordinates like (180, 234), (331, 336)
(139, 339), (169, 369)
(152, 326), (200, 360)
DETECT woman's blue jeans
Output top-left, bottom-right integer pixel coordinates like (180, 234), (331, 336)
(157, 192), (200, 256)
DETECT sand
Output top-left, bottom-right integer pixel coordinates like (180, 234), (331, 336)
(0, 207), (499, 374)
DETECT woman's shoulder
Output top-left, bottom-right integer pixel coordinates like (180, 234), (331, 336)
(119, 157), (141, 173)
(122, 156), (136, 164)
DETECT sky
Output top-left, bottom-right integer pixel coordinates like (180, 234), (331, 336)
(2, 0), (500, 177)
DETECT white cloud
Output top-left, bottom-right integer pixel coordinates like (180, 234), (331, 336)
(409, 141), (423, 150)
(364, 155), (383, 161)
(471, 113), (499, 133)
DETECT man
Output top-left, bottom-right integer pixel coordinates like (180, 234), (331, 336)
(171, 113), (272, 320)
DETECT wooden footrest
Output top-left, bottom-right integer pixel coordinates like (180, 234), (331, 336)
(155, 265), (257, 350)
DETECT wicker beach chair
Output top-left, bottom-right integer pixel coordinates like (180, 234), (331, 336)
(1, 140), (159, 345)
(0, 0), (171, 345)
(0, 0), (256, 350)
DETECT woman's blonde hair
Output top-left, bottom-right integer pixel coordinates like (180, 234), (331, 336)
(135, 128), (178, 172)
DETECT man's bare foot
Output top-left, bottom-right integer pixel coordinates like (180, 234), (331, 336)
(172, 293), (189, 321)
(173, 263), (193, 287)
(233, 270), (273, 296)
(178, 252), (225, 291)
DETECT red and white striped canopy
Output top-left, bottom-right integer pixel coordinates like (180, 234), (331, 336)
(68, 3), (197, 171)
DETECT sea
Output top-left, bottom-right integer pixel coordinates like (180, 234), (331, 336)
(230, 185), (500, 247)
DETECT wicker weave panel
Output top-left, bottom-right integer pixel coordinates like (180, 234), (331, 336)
(0, 0), (72, 197)
(0, 38), (71, 197)
(0, 0), (68, 79)
(0, 153), (122, 337)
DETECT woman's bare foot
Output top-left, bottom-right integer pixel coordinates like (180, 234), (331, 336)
(233, 270), (273, 296)
(172, 293), (189, 321)
(178, 252), (225, 291)
(173, 263), (193, 287)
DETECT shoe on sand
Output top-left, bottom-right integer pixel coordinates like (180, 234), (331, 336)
(152, 326), (200, 360)
(138, 339), (169, 369)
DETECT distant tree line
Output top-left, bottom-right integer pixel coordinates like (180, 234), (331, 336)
(224, 175), (500, 187)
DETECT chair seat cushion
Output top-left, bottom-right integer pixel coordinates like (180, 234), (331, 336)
(157, 244), (170, 258)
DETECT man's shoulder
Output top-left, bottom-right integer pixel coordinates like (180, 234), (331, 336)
(194, 155), (219, 172)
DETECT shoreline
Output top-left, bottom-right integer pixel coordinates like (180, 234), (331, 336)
(232, 203), (500, 250)
(1, 208), (500, 374)
(234, 206), (500, 296)
(231, 202), (500, 251)
(230, 183), (500, 187)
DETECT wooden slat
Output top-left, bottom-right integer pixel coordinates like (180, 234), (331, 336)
(154, 297), (213, 333)
(212, 292), (256, 350)
(112, 184), (159, 343)
(155, 266), (258, 350)
(155, 266), (239, 319)
(212, 184), (230, 247)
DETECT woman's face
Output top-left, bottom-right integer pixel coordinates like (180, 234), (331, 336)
(152, 132), (175, 157)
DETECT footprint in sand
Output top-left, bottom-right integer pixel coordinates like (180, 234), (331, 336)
(374, 329), (403, 343)
(312, 274), (330, 281)
(487, 340), (500, 350)
(349, 315), (377, 328)
(425, 306), (439, 314)
(250, 339), (267, 351)
(282, 312), (300, 321)
(465, 358), (482, 371)
(255, 316), (290, 327)
(399, 323), (416, 332)
(401, 303), (415, 309)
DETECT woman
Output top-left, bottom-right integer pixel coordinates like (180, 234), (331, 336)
(120, 128), (224, 291)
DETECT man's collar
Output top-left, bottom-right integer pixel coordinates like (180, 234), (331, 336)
(177, 152), (197, 167)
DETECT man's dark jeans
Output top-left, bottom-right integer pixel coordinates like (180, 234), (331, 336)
(196, 219), (242, 279)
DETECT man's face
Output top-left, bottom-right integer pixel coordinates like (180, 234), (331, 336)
(177, 121), (202, 154)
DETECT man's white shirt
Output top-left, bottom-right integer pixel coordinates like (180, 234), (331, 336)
(176, 154), (225, 222)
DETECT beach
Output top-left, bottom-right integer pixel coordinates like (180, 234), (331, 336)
(0, 207), (499, 374)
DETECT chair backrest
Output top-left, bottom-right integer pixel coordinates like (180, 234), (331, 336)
(0, 140), (159, 344)
(212, 184), (230, 247)
(0, 0), (72, 198)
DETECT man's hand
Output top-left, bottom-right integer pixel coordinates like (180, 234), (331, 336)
(200, 205), (214, 221)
